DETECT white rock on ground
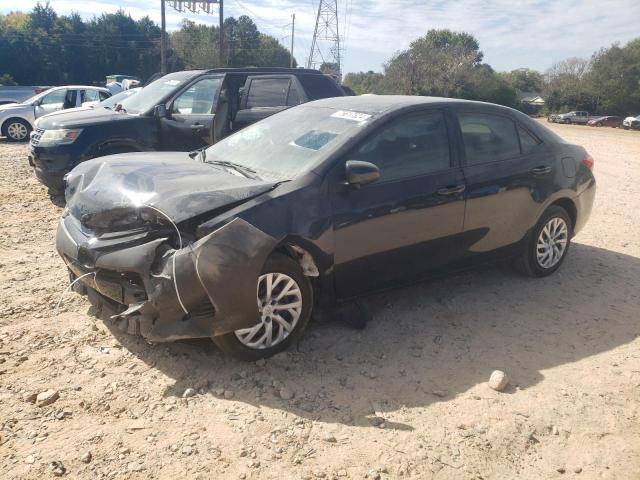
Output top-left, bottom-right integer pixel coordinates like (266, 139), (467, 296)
(488, 370), (509, 391)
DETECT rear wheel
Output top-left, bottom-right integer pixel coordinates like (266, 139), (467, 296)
(212, 253), (313, 361)
(515, 205), (572, 277)
(3, 118), (31, 142)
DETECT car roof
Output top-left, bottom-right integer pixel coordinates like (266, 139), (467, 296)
(302, 95), (517, 115)
(178, 67), (327, 77)
(48, 85), (110, 92)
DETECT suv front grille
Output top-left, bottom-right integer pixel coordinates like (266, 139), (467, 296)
(30, 127), (45, 146)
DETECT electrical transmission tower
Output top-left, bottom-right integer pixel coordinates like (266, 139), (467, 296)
(307, 0), (341, 77)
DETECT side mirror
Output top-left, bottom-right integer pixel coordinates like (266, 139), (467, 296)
(153, 104), (167, 118)
(345, 160), (380, 187)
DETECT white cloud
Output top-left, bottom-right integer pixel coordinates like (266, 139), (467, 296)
(3, 0), (639, 73)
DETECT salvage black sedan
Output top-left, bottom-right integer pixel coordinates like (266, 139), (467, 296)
(57, 96), (596, 360)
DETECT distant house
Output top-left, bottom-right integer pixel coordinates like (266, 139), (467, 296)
(519, 92), (545, 114)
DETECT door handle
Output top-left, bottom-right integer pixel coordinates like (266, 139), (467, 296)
(530, 166), (552, 175)
(437, 185), (466, 196)
(190, 123), (204, 129)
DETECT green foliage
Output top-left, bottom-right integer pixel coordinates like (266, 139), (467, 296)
(500, 69), (544, 94)
(0, 3), (162, 85)
(583, 39), (640, 116)
(343, 71), (385, 95)
(0, 73), (17, 85)
(0, 5), (293, 85)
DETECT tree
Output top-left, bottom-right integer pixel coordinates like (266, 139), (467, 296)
(544, 57), (596, 112)
(384, 29), (483, 97)
(584, 39), (640, 115)
(343, 71), (386, 94)
(500, 68), (544, 93)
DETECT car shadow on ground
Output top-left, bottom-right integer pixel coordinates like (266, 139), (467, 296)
(102, 242), (639, 429)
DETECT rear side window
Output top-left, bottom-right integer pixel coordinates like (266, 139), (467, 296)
(350, 111), (450, 183)
(297, 74), (343, 100)
(459, 113), (520, 165)
(246, 78), (290, 108)
(518, 125), (542, 154)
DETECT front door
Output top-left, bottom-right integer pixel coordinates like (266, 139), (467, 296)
(330, 110), (467, 298)
(160, 76), (222, 151)
(34, 89), (68, 118)
(456, 111), (555, 258)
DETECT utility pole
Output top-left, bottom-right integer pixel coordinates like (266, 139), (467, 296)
(290, 13), (295, 68)
(219, 0), (224, 65)
(307, 0), (341, 76)
(160, 0), (167, 74)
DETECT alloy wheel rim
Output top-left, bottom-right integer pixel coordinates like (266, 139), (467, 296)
(536, 217), (568, 269)
(7, 122), (28, 140)
(234, 272), (302, 350)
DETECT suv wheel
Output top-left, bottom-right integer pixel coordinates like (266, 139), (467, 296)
(3, 118), (31, 142)
(212, 253), (313, 361)
(515, 205), (572, 277)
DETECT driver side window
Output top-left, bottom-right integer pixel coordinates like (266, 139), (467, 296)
(349, 111), (451, 183)
(40, 89), (67, 105)
(171, 78), (219, 115)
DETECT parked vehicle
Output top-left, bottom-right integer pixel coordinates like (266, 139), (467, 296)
(34, 88), (141, 127)
(587, 116), (622, 127)
(556, 111), (595, 124)
(622, 115), (640, 130)
(56, 96), (596, 360)
(547, 113), (559, 123)
(30, 68), (347, 194)
(1, 86), (111, 142)
(0, 85), (50, 105)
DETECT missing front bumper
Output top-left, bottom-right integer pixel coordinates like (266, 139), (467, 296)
(57, 216), (278, 342)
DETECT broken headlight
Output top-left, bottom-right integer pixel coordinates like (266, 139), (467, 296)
(38, 128), (83, 147)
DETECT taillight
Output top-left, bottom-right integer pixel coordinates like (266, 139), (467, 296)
(582, 154), (594, 171)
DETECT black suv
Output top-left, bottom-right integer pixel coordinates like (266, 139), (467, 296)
(29, 68), (347, 194)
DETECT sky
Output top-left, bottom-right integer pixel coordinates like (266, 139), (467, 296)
(2, 0), (639, 74)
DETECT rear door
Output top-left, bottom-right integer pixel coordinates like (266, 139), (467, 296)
(233, 75), (303, 131)
(457, 111), (553, 258)
(160, 76), (222, 151)
(330, 109), (467, 297)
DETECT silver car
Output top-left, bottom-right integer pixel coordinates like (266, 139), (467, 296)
(0, 86), (111, 142)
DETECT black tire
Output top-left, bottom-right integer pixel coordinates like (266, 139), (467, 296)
(2, 118), (31, 142)
(515, 205), (573, 277)
(212, 253), (313, 361)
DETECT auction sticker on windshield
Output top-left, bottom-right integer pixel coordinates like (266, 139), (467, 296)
(330, 110), (372, 122)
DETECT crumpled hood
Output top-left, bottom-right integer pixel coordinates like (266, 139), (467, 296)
(65, 152), (275, 228)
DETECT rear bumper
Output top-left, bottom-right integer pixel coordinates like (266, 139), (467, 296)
(574, 177), (596, 236)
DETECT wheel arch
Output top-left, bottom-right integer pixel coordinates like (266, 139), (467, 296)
(549, 197), (577, 230)
(1, 116), (33, 134)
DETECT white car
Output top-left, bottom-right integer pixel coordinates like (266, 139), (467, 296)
(0, 85), (111, 142)
(622, 115), (640, 130)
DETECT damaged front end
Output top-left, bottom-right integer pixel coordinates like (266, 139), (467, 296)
(56, 154), (283, 342)
(58, 212), (279, 341)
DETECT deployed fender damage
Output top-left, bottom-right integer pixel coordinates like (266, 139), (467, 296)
(58, 216), (280, 341)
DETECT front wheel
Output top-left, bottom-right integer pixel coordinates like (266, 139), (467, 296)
(3, 118), (31, 142)
(212, 253), (313, 361)
(515, 206), (572, 277)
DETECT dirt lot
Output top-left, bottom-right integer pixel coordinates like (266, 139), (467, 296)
(1, 123), (639, 480)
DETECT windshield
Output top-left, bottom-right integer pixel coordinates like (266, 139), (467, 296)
(100, 88), (140, 109)
(22, 89), (52, 105)
(118, 71), (199, 114)
(205, 105), (374, 181)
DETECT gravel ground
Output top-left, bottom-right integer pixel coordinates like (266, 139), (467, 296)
(1, 123), (639, 479)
